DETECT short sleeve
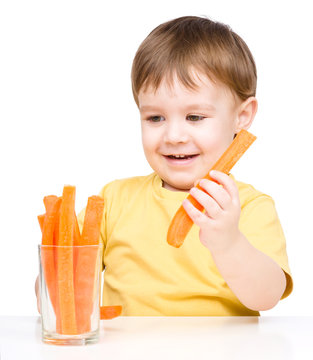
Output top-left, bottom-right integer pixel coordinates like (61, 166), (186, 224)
(239, 194), (293, 299)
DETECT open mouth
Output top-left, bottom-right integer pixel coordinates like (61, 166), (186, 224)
(166, 154), (198, 160)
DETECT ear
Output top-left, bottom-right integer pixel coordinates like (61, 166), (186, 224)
(234, 96), (258, 133)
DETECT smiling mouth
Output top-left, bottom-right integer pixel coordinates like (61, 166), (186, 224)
(166, 154), (198, 160)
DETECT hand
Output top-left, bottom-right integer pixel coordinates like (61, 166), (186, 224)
(182, 170), (242, 254)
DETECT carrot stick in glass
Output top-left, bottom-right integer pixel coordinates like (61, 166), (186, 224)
(81, 196), (104, 245)
(74, 195), (104, 334)
(37, 214), (45, 232)
(57, 185), (77, 335)
(41, 197), (62, 306)
(40, 196), (62, 332)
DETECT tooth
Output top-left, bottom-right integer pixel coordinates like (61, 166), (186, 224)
(169, 154), (190, 158)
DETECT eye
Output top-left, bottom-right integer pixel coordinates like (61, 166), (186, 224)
(147, 115), (165, 122)
(186, 115), (205, 122)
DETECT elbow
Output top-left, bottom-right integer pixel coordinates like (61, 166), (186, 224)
(242, 296), (280, 312)
(247, 299), (280, 312)
(244, 277), (287, 312)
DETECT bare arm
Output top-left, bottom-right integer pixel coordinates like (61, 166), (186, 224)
(211, 231), (286, 311)
(183, 170), (286, 312)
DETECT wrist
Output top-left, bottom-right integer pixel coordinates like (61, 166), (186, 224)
(209, 229), (244, 258)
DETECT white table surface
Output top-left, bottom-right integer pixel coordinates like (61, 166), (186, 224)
(0, 316), (312, 359)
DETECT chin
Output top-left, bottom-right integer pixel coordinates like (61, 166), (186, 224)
(165, 180), (193, 192)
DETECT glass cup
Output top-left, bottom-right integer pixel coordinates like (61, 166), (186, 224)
(38, 244), (103, 345)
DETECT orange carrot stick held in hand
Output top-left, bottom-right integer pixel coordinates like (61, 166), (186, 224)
(167, 129), (256, 248)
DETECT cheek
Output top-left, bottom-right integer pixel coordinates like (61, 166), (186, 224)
(196, 118), (234, 150)
(195, 130), (221, 151)
(141, 127), (157, 154)
(195, 132), (232, 163)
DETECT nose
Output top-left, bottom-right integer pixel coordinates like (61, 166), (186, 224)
(163, 118), (189, 144)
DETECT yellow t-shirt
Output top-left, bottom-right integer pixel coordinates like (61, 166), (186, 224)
(80, 172), (293, 316)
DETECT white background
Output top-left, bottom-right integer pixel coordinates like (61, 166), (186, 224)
(0, 0), (312, 316)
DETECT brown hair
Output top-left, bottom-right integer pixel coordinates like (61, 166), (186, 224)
(131, 16), (257, 106)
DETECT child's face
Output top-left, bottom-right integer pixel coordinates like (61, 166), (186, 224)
(138, 72), (243, 192)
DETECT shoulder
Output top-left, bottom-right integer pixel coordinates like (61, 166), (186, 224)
(232, 175), (281, 237)
(231, 175), (279, 222)
(230, 174), (274, 209)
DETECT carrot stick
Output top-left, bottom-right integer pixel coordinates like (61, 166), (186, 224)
(100, 305), (122, 320)
(37, 214), (45, 232)
(52, 201), (61, 332)
(73, 213), (83, 278)
(43, 195), (58, 212)
(43, 195), (61, 247)
(42, 197), (62, 246)
(81, 196), (104, 245)
(41, 198), (61, 294)
(74, 196), (104, 334)
(40, 196), (62, 332)
(167, 129), (257, 248)
(37, 196), (58, 237)
(74, 213), (83, 246)
(57, 185), (77, 335)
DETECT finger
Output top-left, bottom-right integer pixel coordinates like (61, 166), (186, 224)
(198, 178), (231, 210)
(189, 186), (221, 219)
(208, 170), (240, 206)
(182, 198), (212, 227)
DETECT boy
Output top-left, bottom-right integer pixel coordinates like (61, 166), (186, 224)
(36, 16), (292, 316)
